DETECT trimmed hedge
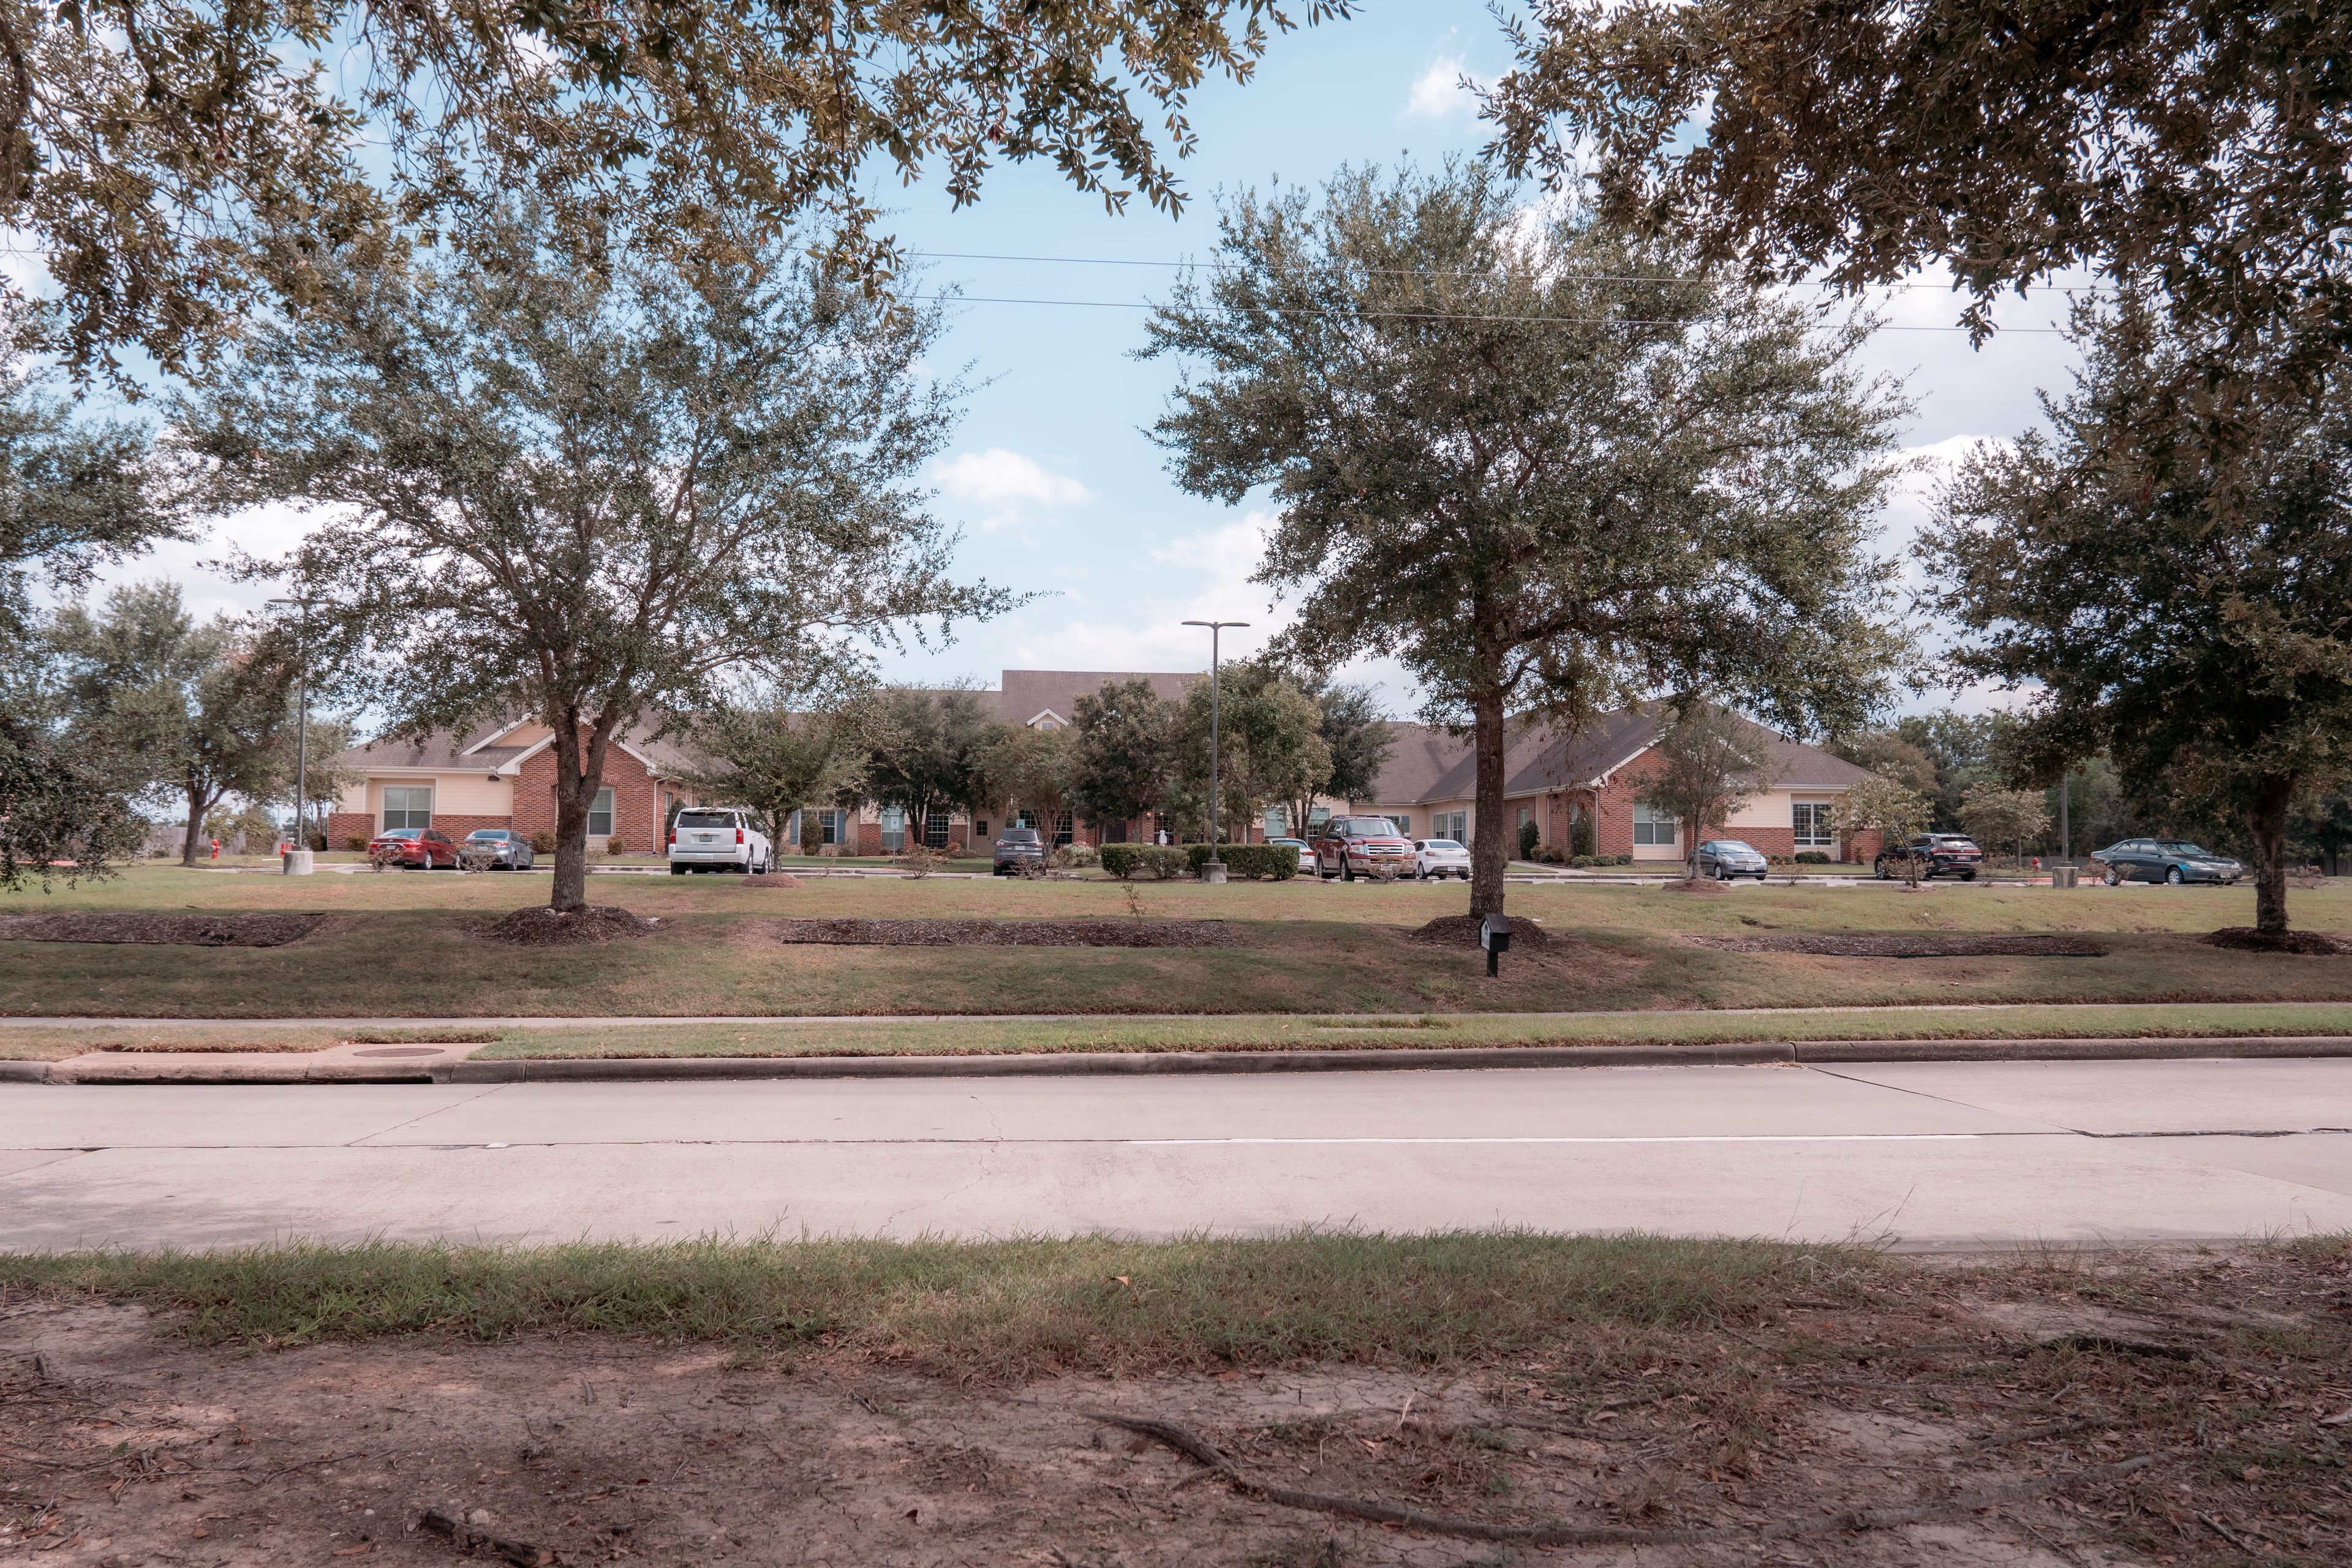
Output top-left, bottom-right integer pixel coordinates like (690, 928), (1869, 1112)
(1186, 843), (1298, 880)
(1099, 843), (1300, 881)
(1794, 850), (1831, 864)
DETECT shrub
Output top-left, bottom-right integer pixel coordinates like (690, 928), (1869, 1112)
(1100, 844), (1188, 880)
(607, 836), (627, 856)
(530, 830), (556, 854)
(344, 834), (369, 852)
(1215, 843), (1299, 880)
(1569, 853), (1594, 868)
(1050, 843), (1099, 869)
(1794, 850), (1831, 864)
(1569, 813), (1596, 859)
(1517, 820), (1540, 860)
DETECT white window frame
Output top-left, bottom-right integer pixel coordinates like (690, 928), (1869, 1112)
(1792, 801), (1834, 848)
(383, 785), (432, 831)
(926, 811), (951, 850)
(587, 787), (615, 838)
(1632, 802), (1678, 846)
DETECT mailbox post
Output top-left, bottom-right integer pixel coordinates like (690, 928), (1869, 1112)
(1480, 911), (1512, 978)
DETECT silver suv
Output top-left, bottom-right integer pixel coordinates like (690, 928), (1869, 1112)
(668, 807), (772, 874)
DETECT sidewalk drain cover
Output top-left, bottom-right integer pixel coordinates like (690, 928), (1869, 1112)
(353, 1046), (447, 1058)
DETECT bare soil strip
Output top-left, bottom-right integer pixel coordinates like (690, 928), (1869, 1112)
(2, 1239), (2345, 1566)
(1686, 932), (2111, 958)
(0, 911), (324, 946)
(764, 916), (1242, 948)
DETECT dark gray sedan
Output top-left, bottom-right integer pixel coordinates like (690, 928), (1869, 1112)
(1694, 839), (1770, 881)
(464, 828), (536, 869)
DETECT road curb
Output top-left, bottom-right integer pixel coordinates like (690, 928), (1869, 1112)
(13, 1036), (2352, 1086)
(429, 1035), (2352, 1085)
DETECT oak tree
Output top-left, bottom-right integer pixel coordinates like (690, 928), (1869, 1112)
(1068, 678), (1179, 837)
(1637, 706), (1780, 877)
(184, 208), (1011, 911)
(1144, 162), (1907, 915)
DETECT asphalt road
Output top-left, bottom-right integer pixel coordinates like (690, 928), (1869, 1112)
(5, 1058), (2350, 1251)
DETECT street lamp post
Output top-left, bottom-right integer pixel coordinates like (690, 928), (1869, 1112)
(1182, 619), (1248, 884)
(268, 596), (326, 875)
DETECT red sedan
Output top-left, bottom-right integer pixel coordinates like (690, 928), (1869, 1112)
(368, 826), (459, 869)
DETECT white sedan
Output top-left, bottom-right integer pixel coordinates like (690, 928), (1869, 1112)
(1412, 838), (1471, 880)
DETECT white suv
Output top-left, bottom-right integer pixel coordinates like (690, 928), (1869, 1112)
(667, 807), (772, 874)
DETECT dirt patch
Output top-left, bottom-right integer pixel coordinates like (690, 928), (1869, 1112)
(478, 905), (662, 946)
(0, 911), (323, 947)
(1686, 932), (2112, 958)
(4, 1244), (2347, 1567)
(2203, 925), (2348, 955)
(732, 872), (803, 889)
(1657, 877), (1732, 895)
(1406, 914), (1555, 951)
(766, 917), (1241, 948)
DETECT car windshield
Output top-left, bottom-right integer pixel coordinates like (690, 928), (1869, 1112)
(1713, 841), (1758, 854)
(2158, 842), (2212, 856)
(1001, 829), (1040, 843)
(1934, 837), (1980, 848)
(1345, 818), (1398, 836)
(675, 810), (733, 828)
(1425, 840), (1463, 850)
(466, 831), (507, 841)
(380, 829), (420, 840)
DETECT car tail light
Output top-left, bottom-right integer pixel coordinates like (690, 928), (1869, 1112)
(736, 828), (745, 845)
(667, 829), (676, 846)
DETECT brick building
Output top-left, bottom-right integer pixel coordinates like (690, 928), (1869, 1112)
(1354, 709), (1883, 865)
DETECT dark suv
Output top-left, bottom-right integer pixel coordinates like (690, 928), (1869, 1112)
(992, 827), (1047, 875)
(1874, 834), (1983, 881)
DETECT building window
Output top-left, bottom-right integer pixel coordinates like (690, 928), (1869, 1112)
(1050, 812), (1072, 848)
(1264, 807), (1288, 839)
(1439, 811), (1465, 841)
(1633, 802), (1678, 846)
(383, 785), (432, 831)
(587, 787), (614, 838)
(820, 809), (850, 846)
(927, 812), (950, 850)
(1393, 813), (1411, 837)
(1793, 801), (1834, 848)
(879, 806), (907, 852)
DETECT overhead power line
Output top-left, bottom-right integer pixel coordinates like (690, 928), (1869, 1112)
(904, 291), (2069, 333)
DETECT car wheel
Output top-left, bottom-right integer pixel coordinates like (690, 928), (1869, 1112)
(1960, 871), (1977, 882)
(2103, 865), (2121, 886)
(1341, 861), (1355, 882)
(2165, 865), (2184, 885)
(1874, 859), (1890, 880)
(671, 864), (687, 875)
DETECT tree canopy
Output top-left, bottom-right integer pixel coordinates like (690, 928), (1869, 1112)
(1486, 0), (2352, 365)
(1, 0), (1351, 377)
(183, 207), (1011, 911)
(1638, 706), (1780, 875)
(1175, 659), (1327, 842)
(1068, 678), (1180, 835)
(1143, 161), (1907, 914)
(1924, 293), (2352, 935)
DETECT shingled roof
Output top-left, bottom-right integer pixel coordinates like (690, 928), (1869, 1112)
(1365, 709), (1873, 805)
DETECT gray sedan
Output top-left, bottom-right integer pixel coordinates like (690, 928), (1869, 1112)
(1694, 839), (1770, 881)
(463, 828), (536, 869)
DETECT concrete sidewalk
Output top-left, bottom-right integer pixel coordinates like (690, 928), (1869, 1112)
(6, 1057), (2350, 1250)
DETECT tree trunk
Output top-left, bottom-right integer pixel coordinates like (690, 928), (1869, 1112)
(179, 785), (206, 865)
(547, 715), (618, 913)
(1469, 685), (1509, 918)
(2246, 774), (2296, 935)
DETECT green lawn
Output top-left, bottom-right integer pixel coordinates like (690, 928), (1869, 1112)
(4, 862), (2348, 1019)
(9, 999), (2350, 1062)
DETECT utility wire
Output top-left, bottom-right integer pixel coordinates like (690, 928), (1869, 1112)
(904, 291), (2069, 333)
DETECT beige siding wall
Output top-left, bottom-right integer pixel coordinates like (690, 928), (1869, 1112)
(361, 773), (516, 824)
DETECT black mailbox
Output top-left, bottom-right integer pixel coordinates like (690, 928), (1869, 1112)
(1480, 912), (1512, 976)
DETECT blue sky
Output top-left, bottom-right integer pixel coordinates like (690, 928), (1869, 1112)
(118, 1), (2087, 722)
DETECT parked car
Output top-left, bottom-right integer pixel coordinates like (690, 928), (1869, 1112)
(2091, 838), (2244, 886)
(463, 827), (535, 870)
(993, 826), (1047, 875)
(666, 807), (771, 873)
(368, 826), (459, 869)
(1411, 838), (1471, 880)
(1313, 815), (1415, 881)
(1874, 834), (1983, 881)
(1265, 836), (1313, 867)
(1694, 839), (1770, 881)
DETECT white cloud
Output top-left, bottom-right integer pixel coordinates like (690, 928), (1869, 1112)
(1403, 56), (1490, 123)
(932, 448), (1090, 537)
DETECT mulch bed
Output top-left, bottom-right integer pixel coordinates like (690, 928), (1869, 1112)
(1657, 878), (1732, 895)
(731, 873), (804, 889)
(0, 912), (323, 947)
(766, 918), (1240, 948)
(1685, 932), (2111, 958)
(480, 905), (663, 946)
(2202, 926), (2347, 955)
(1406, 914), (1556, 951)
